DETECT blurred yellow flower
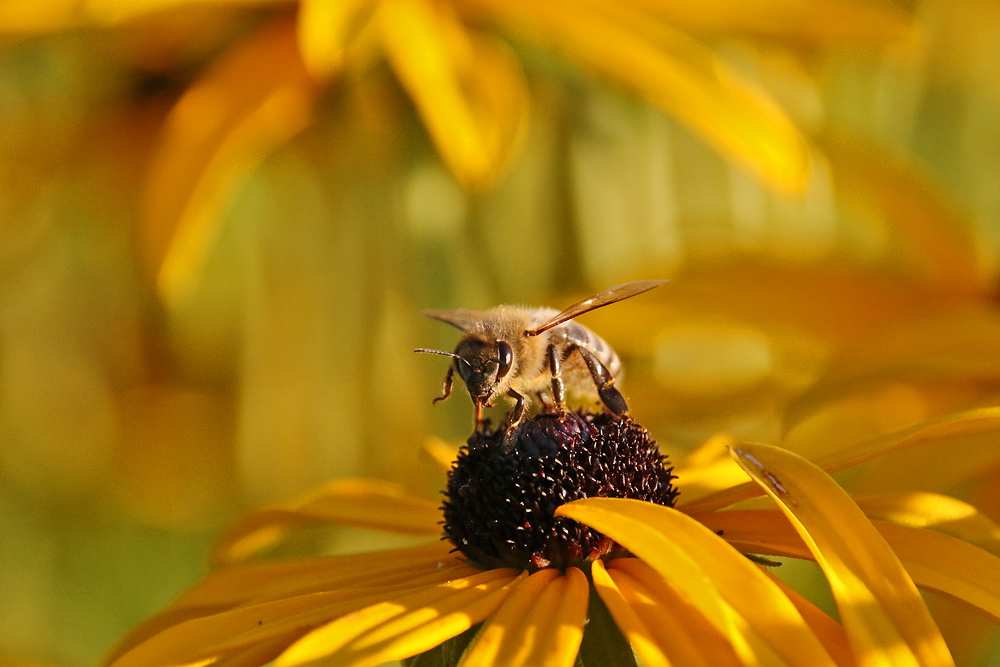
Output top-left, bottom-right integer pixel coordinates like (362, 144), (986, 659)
(0, 0), (916, 304)
(104, 410), (1000, 667)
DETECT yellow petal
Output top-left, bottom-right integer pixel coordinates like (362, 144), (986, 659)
(673, 433), (753, 511)
(422, 436), (460, 473)
(685, 407), (1000, 515)
(142, 17), (316, 307)
(761, 570), (856, 667)
(472, 0), (811, 191)
(91, 0), (289, 25)
(0, 0), (79, 32)
(105, 543), (468, 665)
(589, 560), (670, 667)
(209, 636), (294, 667)
(854, 492), (1000, 553)
(821, 136), (985, 296)
(297, 0), (376, 78)
(597, 559), (744, 667)
(559, 498), (837, 666)
(611, 558), (784, 666)
(730, 443), (955, 667)
(459, 569), (561, 667)
(623, 0), (918, 49)
(178, 542), (454, 608)
(462, 567), (588, 667)
(521, 566), (590, 667)
(0, 0), (287, 31)
(210, 478), (442, 566)
(555, 502), (734, 642)
(111, 580), (446, 667)
(703, 509), (1000, 624)
(275, 569), (524, 667)
(379, 0), (528, 190)
(788, 309), (1000, 431)
(874, 522), (1000, 623)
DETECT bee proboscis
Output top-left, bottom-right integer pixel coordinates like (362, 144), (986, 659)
(415, 279), (665, 436)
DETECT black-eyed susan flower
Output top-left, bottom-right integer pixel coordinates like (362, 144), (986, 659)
(105, 408), (1000, 667)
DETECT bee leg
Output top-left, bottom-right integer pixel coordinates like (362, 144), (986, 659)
(432, 365), (454, 405)
(577, 347), (628, 415)
(547, 344), (566, 414)
(506, 389), (526, 428)
(501, 389), (526, 451)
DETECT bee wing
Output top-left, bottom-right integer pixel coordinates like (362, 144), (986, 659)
(527, 279), (667, 336)
(423, 309), (484, 332)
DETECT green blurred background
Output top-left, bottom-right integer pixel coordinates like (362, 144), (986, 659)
(2, 1), (1000, 664)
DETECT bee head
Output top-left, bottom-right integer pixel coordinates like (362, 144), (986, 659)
(454, 337), (514, 403)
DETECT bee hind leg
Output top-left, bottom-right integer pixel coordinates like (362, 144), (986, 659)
(577, 347), (628, 415)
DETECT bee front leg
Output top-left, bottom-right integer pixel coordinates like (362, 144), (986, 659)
(506, 389), (526, 428)
(577, 347), (628, 415)
(432, 365), (454, 404)
(547, 344), (565, 414)
(500, 389), (526, 451)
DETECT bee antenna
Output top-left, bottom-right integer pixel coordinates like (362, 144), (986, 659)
(414, 348), (471, 369)
(414, 348), (459, 359)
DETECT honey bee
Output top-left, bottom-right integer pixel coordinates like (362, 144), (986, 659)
(415, 279), (665, 435)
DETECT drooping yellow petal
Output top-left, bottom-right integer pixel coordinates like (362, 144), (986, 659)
(702, 509), (1000, 624)
(460, 569), (561, 667)
(274, 569), (524, 667)
(597, 559), (744, 667)
(378, 0), (528, 190)
(559, 498), (837, 666)
(589, 560), (671, 667)
(210, 478), (442, 566)
(730, 442), (955, 667)
(854, 492), (1000, 553)
(296, 0), (377, 79)
(555, 502), (736, 648)
(610, 558), (782, 666)
(462, 567), (588, 667)
(142, 16), (316, 307)
(762, 571), (857, 667)
(470, 0), (811, 191)
(521, 566), (590, 667)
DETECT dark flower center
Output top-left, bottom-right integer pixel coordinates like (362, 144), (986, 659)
(442, 410), (679, 571)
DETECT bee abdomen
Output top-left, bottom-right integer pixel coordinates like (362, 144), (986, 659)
(561, 322), (622, 380)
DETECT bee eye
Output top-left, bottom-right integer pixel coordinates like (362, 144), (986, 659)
(496, 341), (513, 379)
